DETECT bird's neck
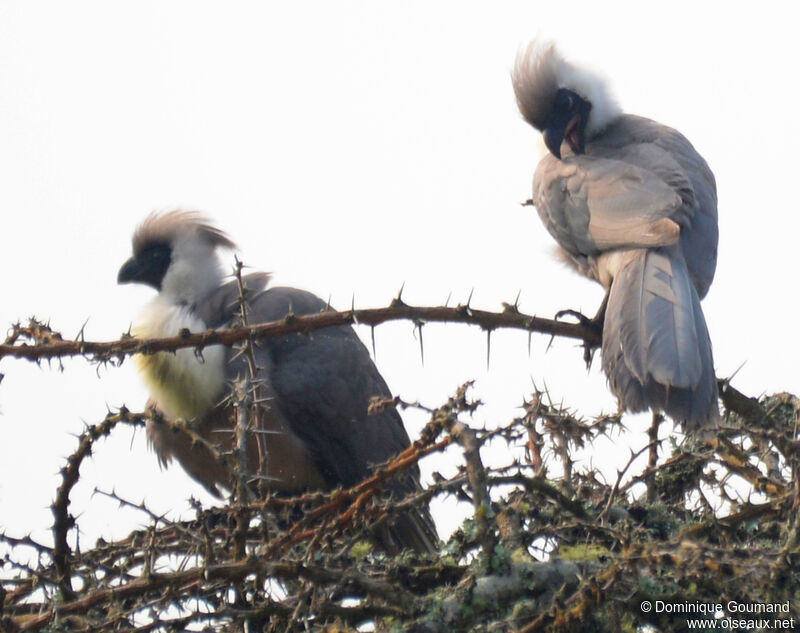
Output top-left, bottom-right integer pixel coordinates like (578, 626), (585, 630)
(133, 296), (227, 421)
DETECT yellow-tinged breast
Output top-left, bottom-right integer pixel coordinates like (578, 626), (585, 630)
(132, 299), (226, 421)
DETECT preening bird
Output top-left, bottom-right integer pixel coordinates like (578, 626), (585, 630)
(512, 42), (719, 428)
(118, 210), (438, 553)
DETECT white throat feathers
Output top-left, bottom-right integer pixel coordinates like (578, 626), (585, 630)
(132, 298), (226, 422)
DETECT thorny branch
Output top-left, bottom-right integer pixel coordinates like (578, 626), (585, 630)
(51, 409), (148, 601)
(2, 380), (799, 632)
(0, 300), (601, 364)
(2, 306), (800, 631)
(230, 257), (265, 506)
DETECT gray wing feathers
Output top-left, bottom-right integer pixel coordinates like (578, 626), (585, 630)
(240, 286), (438, 552)
(534, 155), (681, 256)
(597, 116), (719, 297)
(154, 281), (438, 552)
(247, 287), (413, 482)
(197, 281), (415, 482)
(602, 247), (717, 427)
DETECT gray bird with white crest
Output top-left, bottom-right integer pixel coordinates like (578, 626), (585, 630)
(118, 210), (438, 553)
(512, 42), (719, 428)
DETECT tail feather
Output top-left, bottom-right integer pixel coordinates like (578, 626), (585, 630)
(602, 246), (718, 428)
(378, 504), (440, 555)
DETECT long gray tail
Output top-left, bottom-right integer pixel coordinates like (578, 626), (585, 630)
(601, 245), (718, 428)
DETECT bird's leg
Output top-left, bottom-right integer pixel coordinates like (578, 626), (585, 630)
(645, 412), (664, 503)
(555, 291), (609, 367)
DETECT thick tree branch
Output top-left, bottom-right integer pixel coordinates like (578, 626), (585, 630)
(0, 302), (601, 363)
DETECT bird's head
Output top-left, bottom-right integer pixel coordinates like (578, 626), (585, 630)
(118, 210), (236, 304)
(512, 41), (621, 159)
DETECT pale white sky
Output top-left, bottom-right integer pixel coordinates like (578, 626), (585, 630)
(1, 2), (797, 545)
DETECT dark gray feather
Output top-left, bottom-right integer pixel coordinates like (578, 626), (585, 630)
(196, 282), (438, 552)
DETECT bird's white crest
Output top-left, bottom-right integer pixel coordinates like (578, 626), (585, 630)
(512, 40), (622, 137)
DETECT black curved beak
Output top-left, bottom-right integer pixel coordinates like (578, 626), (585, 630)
(544, 125), (565, 159)
(117, 257), (142, 284)
(542, 88), (591, 160)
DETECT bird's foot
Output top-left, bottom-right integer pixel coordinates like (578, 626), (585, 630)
(555, 308), (592, 328)
(554, 308), (603, 368)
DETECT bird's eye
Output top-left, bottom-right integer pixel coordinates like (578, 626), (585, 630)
(556, 89), (575, 111)
(139, 243), (172, 269)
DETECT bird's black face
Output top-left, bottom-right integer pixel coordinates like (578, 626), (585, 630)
(117, 241), (173, 291)
(543, 88), (592, 159)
